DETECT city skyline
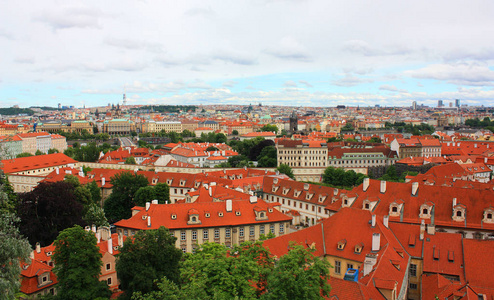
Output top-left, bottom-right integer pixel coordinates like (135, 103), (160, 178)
(2, 0), (494, 108)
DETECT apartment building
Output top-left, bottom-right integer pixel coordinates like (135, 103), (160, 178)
(327, 142), (399, 171)
(141, 121), (182, 133)
(391, 138), (441, 159)
(114, 188), (292, 253)
(276, 139), (328, 168)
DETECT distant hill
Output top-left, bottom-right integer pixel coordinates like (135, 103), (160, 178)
(0, 107), (35, 116)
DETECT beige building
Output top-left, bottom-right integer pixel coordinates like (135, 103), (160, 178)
(276, 139), (328, 168)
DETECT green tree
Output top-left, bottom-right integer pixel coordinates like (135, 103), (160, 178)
(116, 226), (182, 299)
(87, 180), (102, 206)
(83, 203), (109, 227)
(228, 154), (250, 168)
(205, 146), (219, 152)
(232, 129), (239, 135)
(259, 124), (278, 134)
(35, 150), (44, 155)
(262, 244), (331, 300)
(47, 148), (59, 154)
(53, 226), (111, 300)
(276, 164), (295, 179)
(0, 213), (31, 299)
(0, 175), (17, 214)
(134, 186), (156, 207)
(367, 137), (382, 143)
(256, 145), (277, 167)
(125, 156), (137, 164)
(16, 152), (33, 158)
(104, 172), (149, 223)
(154, 183), (170, 203)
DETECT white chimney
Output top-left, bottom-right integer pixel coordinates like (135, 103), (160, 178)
(452, 198), (457, 208)
(36, 242), (41, 253)
(209, 186), (212, 197)
(92, 225), (97, 233)
(427, 224), (436, 235)
(152, 199), (158, 204)
(412, 182), (419, 196)
(147, 216), (151, 227)
(118, 232), (123, 247)
(383, 215), (389, 228)
(55, 167), (59, 174)
(108, 237), (113, 255)
(146, 202), (150, 211)
(249, 196), (257, 203)
(371, 215), (376, 227)
(380, 181), (386, 193)
(485, 157), (488, 163)
(96, 231), (101, 243)
(363, 253), (378, 276)
(102, 177), (106, 186)
(226, 199), (232, 212)
(372, 233), (380, 251)
(363, 178), (370, 192)
(420, 220), (425, 240)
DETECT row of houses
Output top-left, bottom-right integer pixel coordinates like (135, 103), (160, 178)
(0, 132), (67, 159)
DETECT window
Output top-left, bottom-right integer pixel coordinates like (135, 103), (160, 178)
(392, 206), (398, 212)
(279, 223), (284, 234)
(239, 227), (244, 237)
(250, 226), (255, 236)
(181, 231), (186, 241)
(347, 263), (353, 271)
(42, 276), (48, 283)
(410, 264), (417, 277)
(182, 247), (187, 253)
(203, 229), (209, 240)
(106, 263), (111, 271)
(422, 208), (428, 215)
(192, 230), (197, 240)
(214, 229), (220, 239)
(270, 224), (275, 234)
(260, 225), (265, 235)
(409, 283), (417, 290)
(334, 261), (341, 274)
(456, 210), (462, 217)
(225, 228), (231, 239)
(107, 277), (112, 285)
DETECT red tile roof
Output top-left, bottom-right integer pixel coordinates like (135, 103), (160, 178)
(1, 153), (77, 174)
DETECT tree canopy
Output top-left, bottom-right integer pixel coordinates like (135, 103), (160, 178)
(0, 213), (31, 299)
(322, 166), (366, 188)
(276, 164), (295, 179)
(259, 124), (278, 134)
(103, 172), (149, 223)
(17, 181), (85, 246)
(53, 225), (111, 300)
(116, 226), (182, 299)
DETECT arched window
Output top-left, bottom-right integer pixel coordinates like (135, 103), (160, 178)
(392, 206), (398, 212)
(456, 211), (462, 217)
(422, 208), (428, 215)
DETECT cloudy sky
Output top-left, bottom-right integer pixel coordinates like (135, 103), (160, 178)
(1, 0), (494, 108)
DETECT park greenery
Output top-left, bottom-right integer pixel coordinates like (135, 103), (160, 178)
(0, 107), (35, 116)
(64, 142), (119, 162)
(322, 166), (367, 188)
(384, 122), (435, 135)
(276, 164), (295, 179)
(465, 117), (494, 132)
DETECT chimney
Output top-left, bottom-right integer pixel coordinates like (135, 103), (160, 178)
(485, 157), (488, 163)
(152, 199), (158, 204)
(92, 225), (97, 233)
(363, 253), (378, 276)
(249, 195), (257, 203)
(147, 216), (151, 227)
(371, 215), (376, 227)
(412, 182), (419, 196)
(96, 231), (101, 243)
(383, 215), (389, 228)
(372, 233), (380, 251)
(226, 199), (232, 212)
(146, 202), (150, 211)
(452, 198), (457, 208)
(420, 220), (425, 240)
(55, 167), (59, 175)
(209, 186), (212, 197)
(118, 232), (123, 247)
(380, 181), (386, 193)
(427, 224), (436, 235)
(36, 242), (41, 253)
(102, 177), (105, 186)
(108, 237), (113, 255)
(363, 178), (370, 192)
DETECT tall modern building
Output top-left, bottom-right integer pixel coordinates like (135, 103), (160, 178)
(455, 99), (460, 108)
(412, 101), (417, 110)
(438, 100), (443, 108)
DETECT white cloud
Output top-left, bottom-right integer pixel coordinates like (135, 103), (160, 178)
(265, 37), (312, 62)
(33, 7), (107, 30)
(406, 62), (494, 86)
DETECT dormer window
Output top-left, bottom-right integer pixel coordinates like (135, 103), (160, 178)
(355, 243), (363, 254)
(294, 190), (301, 197)
(218, 212), (224, 217)
(259, 212), (265, 218)
(419, 203), (433, 219)
(180, 179), (186, 186)
(272, 186), (279, 193)
(152, 178), (158, 184)
(318, 195), (326, 203)
(167, 179), (173, 185)
(392, 207), (398, 212)
(364, 203), (370, 209)
(483, 208), (494, 223)
(282, 187), (290, 195)
(337, 239), (346, 250)
(205, 212), (210, 218)
(389, 201), (403, 217)
(171, 214), (177, 220)
(452, 205), (466, 222)
(235, 211), (241, 216)
(306, 193), (313, 200)
(268, 208), (273, 213)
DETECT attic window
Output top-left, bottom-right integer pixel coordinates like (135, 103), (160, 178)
(422, 208), (428, 215)
(235, 211), (241, 216)
(364, 203), (370, 209)
(259, 212), (265, 218)
(337, 239), (346, 250)
(171, 214), (177, 220)
(218, 212), (224, 217)
(392, 207), (398, 212)
(456, 211), (462, 217)
(205, 213), (210, 218)
(354, 244), (363, 253)
(167, 179), (173, 185)
(180, 180), (186, 186)
(318, 196), (326, 203)
(268, 208), (273, 213)
(46, 252), (52, 256)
